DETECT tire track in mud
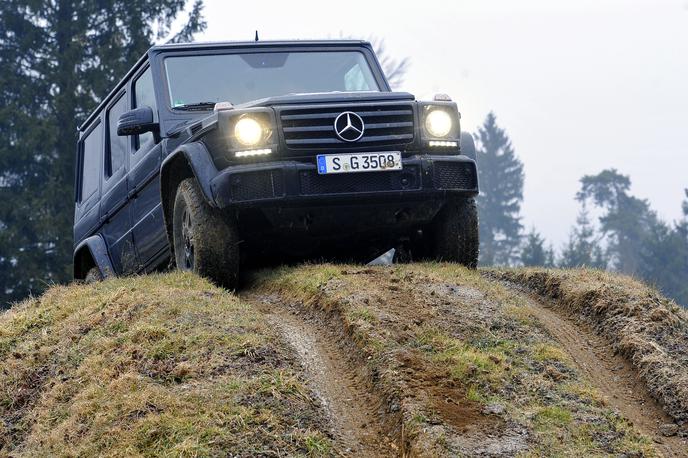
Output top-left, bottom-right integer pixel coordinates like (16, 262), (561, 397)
(245, 293), (399, 457)
(247, 266), (686, 456)
(502, 284), (688, 458)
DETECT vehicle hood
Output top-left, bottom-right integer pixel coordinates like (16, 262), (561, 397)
(236, 91), (416, 108)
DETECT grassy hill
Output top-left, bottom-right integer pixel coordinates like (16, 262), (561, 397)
(0, 274), (330, 456)
(1, 266), (686, 457)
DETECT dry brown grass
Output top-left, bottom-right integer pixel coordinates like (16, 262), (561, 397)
(0, 272), (330, 457)
(492, 267), (688, 424)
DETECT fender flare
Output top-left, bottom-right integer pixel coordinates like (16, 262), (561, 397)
(159, 142), (220, 257)
(460, 131), (477, 161)
(73, 234), (115, 279)
(160, 142), (218, 207)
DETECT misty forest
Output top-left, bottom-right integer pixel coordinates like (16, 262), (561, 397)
(1, 0), (687, 308)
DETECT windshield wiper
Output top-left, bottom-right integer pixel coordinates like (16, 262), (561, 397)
(172, 102), (217, 111)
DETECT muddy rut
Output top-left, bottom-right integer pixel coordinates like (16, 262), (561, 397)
(506, 285), (687, 457)
(246, 293), (399, 457)
(248, 267), (687, 456)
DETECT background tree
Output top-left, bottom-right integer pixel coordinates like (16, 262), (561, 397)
(577, 169), (657, 274)
(635, 189), (688, 305)
(368, 37), (410, 89)
(341, 35), (410, 89)
(474, 112), (524, 265)
(520, 228), (554, 267)
(0, 0), (206, 307)
(559, 206), (607, 269)
(576, 170), (687, 304)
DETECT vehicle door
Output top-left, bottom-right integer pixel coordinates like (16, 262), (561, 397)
(74, 119), (103, 247)
(99, 90), (137, 274)
(128, 65), (169, 270)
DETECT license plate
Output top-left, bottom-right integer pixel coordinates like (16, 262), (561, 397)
(316, 152), (402, 174)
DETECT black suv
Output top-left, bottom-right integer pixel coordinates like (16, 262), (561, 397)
(73, 40), (479, 288)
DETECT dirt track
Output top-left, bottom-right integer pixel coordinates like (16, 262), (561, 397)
(251, 264), (687, 456)
(506, 284), (686, 457)
(252, 293), (398, 456)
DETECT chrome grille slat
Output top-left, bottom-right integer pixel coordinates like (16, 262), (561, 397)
(279, 103), (415, 150)
(281, 109), (413, 121)
(286, 134), (414, 146)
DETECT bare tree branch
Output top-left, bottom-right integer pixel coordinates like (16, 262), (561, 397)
(368, 36), (410, 89)
(339, 34), (410, 89)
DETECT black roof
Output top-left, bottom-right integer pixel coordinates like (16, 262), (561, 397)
(78, 40), (372, 132)
(149, 39), (369, 52)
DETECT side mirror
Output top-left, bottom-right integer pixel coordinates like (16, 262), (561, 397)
(117, 106), (157, 136)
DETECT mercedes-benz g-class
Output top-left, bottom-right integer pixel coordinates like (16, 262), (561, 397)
(73, 40), (479, 288)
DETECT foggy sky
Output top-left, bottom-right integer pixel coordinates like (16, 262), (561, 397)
(197, 0), (688, 246)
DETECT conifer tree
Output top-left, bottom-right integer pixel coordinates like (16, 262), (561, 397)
(559, 206), (607, 269)
(577, 169), (656, 273)
(474, 112), (524, 265)
(0, 0), (206, 306)
(576, 171), (687, 305)
(520, 228), (551, 267)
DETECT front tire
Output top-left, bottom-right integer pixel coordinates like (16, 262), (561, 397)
(430, 197), (479, 268)
(172, 178), (240, 289)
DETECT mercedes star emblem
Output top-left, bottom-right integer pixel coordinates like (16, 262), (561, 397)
(334, 111), (365, 142)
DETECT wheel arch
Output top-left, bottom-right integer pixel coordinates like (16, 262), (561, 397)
(460, 131), (477, 161)
(73, 235), (115, 280)
(160, 142), (218, 262)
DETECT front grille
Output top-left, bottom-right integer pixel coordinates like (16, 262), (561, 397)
(299, 166), (420, 195)
(280, 103), (415, 151)
(229, 170), (284, 201)
(433, 162), (477, 190)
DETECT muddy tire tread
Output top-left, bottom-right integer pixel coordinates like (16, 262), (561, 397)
(431, 197), (479, 268)
(173, 178), (240, 289)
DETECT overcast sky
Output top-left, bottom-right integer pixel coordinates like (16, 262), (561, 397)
(197, 0), (688, 247)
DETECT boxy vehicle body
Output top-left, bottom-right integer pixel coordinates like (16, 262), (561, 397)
(73, 40), (479, 287)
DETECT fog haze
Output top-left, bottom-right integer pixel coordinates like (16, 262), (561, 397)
(198, 0), (688, 245)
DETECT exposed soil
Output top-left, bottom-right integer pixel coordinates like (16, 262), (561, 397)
(246, 293), (400, 456)
(6, 266), (686, 456)
(254, 264), (685, 456)
(503, 283), (688, 457)
(493, 268), (688, 426)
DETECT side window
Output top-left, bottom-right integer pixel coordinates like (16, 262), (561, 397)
(133, 67), (157, 152)
(106, 94), (127, 177)
(80, 121), (103, 201)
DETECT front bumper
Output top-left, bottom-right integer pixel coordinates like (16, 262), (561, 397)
(209, 154), (478, 208)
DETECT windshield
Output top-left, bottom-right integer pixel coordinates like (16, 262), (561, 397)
(164, 51), (381, 108)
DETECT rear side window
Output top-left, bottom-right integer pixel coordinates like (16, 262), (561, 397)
(133, 67), (157, 151)
(106, 94), (127, 176)
(80, 121), (102, 201)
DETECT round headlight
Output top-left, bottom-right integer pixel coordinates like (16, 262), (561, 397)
(234, 117), (263, 147)
(425, 110), (453, 138)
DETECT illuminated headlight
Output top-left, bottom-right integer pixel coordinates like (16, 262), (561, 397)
(425, 110), (453, 138)
(234, 117), (264, 147)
